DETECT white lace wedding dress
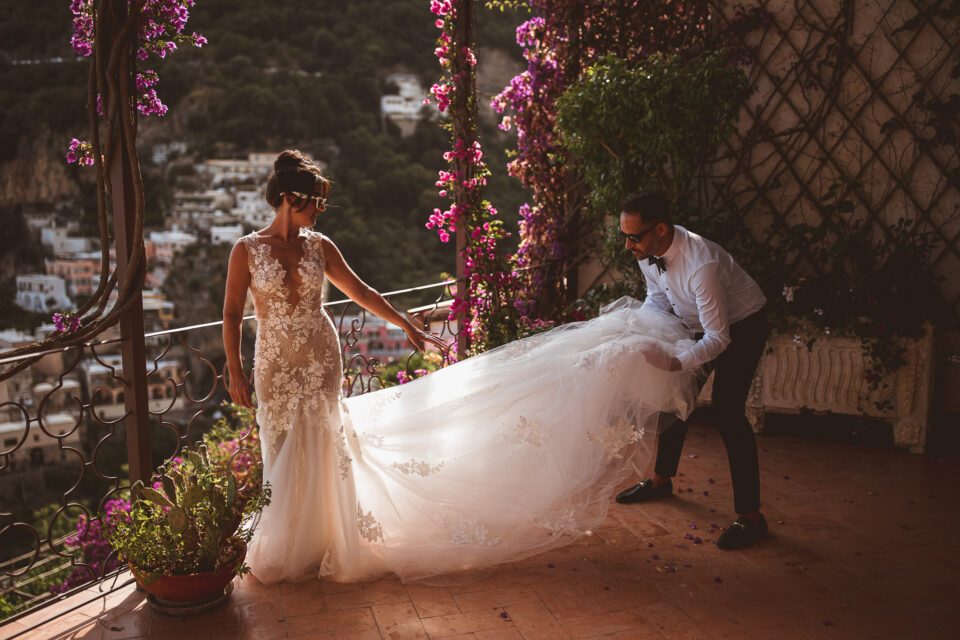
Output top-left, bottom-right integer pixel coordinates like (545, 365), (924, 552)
(243, 229), (700, 584)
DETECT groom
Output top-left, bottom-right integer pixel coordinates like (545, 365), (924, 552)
(615, 192), (770, 550)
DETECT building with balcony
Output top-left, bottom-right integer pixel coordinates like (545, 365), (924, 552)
(198, 153), (275, 187)
(39, 226), (96, 256)
(43, 251), (112, 299)
(380, 73), (436, 137)
(142, 289), (176, 331)
(79, 354), (187, 422)
(146, 228), (198, 265)
(14, 274), (72, 313)
(232, 187), (273, 227)
(340, 315), (410, 363)
(170, 189), (235, 230)
(0, 411), (82, 473)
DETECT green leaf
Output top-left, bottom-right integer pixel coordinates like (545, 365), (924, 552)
(161, 475), (177, 503)
(185, 449), (203, 470)
(181, 485), (203, 510)
(139, 486), (173, 509)
(166, 506), (188, 534)
(226, 472), (237, 509)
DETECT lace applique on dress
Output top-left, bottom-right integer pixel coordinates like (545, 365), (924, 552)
(357, 503), (384, 542)
(242, 230), (343, 456)
(335, 426), (352, 480)
(537, 509), (580, 536)
(364, 389), (403, 421)
(574, 342), (629, 378)
(574, 350), (602, 370)
(586, 417), (644, 460)
(505, 415), (546, 447)
(444, 516), (500, 546)
(502, 335), (547, 358)
(391, 458), (444, 477)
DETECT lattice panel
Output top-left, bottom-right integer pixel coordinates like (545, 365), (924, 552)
(707, 0), (959, 315)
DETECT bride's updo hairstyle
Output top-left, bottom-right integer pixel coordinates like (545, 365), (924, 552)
(264, 149), (331, 210)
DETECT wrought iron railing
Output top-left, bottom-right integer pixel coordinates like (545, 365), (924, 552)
(0, 278), (461, 625)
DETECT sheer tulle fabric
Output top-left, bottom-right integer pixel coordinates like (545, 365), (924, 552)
(244, 231), (699, 585)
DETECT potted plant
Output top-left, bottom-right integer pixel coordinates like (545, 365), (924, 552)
(107, 444), (270, 612)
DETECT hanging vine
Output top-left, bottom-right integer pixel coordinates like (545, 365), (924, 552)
(0, 0), (205, 381)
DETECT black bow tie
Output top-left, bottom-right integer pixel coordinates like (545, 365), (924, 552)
(648, 256), (666, 274)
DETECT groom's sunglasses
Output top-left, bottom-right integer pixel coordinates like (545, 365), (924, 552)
(620, 224), (659, 244)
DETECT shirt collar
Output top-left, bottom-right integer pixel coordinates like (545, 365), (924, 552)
(658, 225), (685, 264)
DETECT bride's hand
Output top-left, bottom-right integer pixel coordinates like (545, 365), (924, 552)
(404, 327), (449, 352)
(227, 366), (255, 408)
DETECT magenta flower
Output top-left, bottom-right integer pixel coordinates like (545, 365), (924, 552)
(52, 311), (82, 334)
(66, 0), (207, 165)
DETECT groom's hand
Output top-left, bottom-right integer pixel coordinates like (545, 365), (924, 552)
(640, 343), (682, 372)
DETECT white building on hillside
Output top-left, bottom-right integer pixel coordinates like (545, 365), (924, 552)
(381, 73), (436, 137)
(232, 188), (272, 227)
(147, 228), (198, 265)
(211, 224), (244, 245)
(79, 354), (186, 421)
(24, 212), (57, 232)
(171, 188), (234, 229)
(199, 153), (275, 187)
(15, 274), (72, 313)
(40, 227), (96, 256)
(0, 411), (82, 471)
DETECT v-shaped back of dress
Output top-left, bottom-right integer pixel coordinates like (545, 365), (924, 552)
(241, 229), (343, 455)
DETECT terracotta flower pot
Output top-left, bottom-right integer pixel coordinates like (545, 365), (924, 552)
(131, 540), (246, 604)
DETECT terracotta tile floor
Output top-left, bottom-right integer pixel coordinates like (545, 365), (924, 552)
(5, 423), (959, 639)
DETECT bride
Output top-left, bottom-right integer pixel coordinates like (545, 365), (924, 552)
(222, 150), (700, 584)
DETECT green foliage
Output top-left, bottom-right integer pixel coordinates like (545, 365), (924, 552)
(202, 402), (262, 496)
(758, 186), (952, 386)
(553, 48), (751, 315)
(377, 351), (445, 387)
(107, 444), (270, 580)
(29, 503), (82, 542)
(0, 1), (528, 301)
(0, 596), (15, 619)
(556, 50), (751, 218)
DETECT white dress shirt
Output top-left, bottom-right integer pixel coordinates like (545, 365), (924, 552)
(638, 225), (766, 372)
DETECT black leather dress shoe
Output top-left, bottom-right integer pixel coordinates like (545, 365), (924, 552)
(615, 478), (673, 504)
(716, 514), (769, 550)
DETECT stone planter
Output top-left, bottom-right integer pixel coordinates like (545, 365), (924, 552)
(698, 325), (935, 453)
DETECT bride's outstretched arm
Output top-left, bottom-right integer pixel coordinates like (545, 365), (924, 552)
(321, 237), (447, 352)
(223, 240), (254, 407)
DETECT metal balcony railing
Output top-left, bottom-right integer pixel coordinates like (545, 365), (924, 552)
(0, 278), (461, 625)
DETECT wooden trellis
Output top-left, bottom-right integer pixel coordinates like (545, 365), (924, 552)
(705, 0), (959, 315)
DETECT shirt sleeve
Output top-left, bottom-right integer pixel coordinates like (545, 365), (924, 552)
(639, 263), (671, 314)
(675, 261), (732, 371)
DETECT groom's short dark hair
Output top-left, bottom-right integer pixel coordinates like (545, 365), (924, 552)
(621, 192), (672, 225)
